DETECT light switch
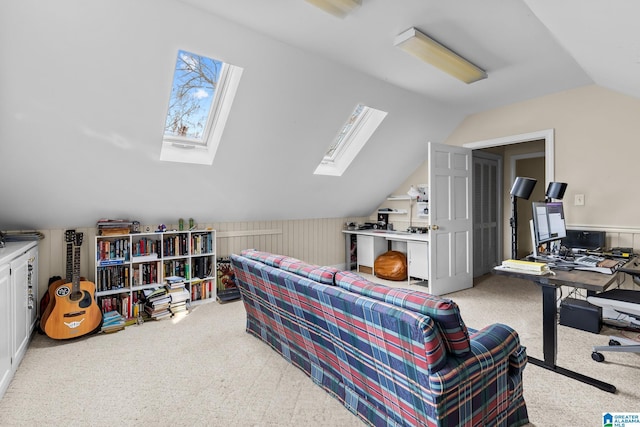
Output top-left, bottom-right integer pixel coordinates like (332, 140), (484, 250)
(574, 194), (585, 206)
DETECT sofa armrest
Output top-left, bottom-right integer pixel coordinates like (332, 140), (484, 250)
(428, 323), (525, 396)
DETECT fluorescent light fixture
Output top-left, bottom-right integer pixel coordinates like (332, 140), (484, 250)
(305, 0), (361, 18)
(394, 27), (487, 84)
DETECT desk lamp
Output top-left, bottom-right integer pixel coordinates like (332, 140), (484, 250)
(545, 182), (568, 202)
(510, 177), (537, 259)
(407, 185), (420, 230)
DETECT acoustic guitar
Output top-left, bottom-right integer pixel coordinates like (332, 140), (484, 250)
(42, 232), (102, 339)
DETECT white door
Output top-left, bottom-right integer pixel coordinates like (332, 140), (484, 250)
(473, 152), (501, 276)
(428, 142), (473, 295)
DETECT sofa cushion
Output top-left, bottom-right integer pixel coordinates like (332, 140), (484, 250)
(240, 249), (287, 268)
(335, 271), (470, 356)
(278, 256), (339, 285)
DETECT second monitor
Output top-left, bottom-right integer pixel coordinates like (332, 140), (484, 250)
(531, 201), (567, 257)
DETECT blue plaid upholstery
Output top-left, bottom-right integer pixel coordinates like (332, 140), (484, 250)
(336, 271), (470, 356)
(231, 252), (529, 427)
(241, 250), (339, 285)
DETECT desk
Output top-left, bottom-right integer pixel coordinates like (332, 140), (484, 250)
(493, 266), (620, 393)
(342, 230), (429, 283)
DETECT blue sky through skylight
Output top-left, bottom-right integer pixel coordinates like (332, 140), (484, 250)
(164, 50), (222, 141)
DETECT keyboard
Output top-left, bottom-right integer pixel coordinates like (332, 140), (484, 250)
(574, 255), (605, 267)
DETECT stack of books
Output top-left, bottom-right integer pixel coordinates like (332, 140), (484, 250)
(97, 219), (133, 236)
(143, 287), (171, 320)
(101, 311), (126, 333)
(165, 276), (190, 319)
(496, 259), (551, 275)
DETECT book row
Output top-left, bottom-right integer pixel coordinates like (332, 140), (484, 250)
(96, 259), (215, 292)
(191, 233), (214, 255)
(98, 292), (142, 319)
(96, 233), (214, 263)
(97, 238), (130, 262)
(191, 280), (215, 301)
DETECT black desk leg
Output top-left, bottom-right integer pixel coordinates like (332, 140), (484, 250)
(541, 283), (557, 366)
(527, 283), (617, 393)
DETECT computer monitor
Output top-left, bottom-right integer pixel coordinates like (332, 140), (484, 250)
(531, 201), (567, 257)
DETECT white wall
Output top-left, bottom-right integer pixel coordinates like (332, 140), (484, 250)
(376, 85), (640, 257)
(33, 216), (367, 301)
(0, 0), (462, 230)
(446, 85), (640, 255)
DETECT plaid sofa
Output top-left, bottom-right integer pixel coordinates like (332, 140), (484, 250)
(230, 250), (529, 427)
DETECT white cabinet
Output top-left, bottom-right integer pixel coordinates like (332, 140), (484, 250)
(0, 264), (10, 399)
(10, 247), (38, 367)
(408, 241), (429, 281)
(0, 241), (38, 400)
(356, 235), (388, 275)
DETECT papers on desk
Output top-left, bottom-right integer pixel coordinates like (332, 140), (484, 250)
(496, 259), (552, 275)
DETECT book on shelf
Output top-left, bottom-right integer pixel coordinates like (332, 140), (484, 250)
(96, 219), (133, 236)
(143, 287), (164, 298)
(101, 324), (126, 333)
(100, 310), (125, 333)
(148, 296), (171, 307)
(144, 305), (171, 320)
(169, 288), (190, 303)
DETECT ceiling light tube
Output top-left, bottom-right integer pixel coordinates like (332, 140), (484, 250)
(394, 27), (487, 84)
(305, 0), (361, 18)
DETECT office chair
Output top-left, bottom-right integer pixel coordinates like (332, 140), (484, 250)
(587, 289), (640, 362)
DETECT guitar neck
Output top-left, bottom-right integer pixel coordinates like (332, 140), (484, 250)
(72, 246), (81, 293)
(65, 242), (73, 282)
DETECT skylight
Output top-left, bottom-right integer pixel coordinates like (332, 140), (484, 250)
(314, 104), (387, 176)
(160, 50), (243, 165)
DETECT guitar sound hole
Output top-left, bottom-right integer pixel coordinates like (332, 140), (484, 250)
(79, 290), (93, 309)
(69, 291), (84, 302)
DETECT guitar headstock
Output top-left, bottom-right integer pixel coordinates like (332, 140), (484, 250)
(65, 229), (76, 243)
(75, 232), (84, 247)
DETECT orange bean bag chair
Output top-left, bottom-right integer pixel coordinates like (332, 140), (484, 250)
(374, 251), (407, 281)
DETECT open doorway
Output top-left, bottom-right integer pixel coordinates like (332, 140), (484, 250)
(465, 130), (555, 276)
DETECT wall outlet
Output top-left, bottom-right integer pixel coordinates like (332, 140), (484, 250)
(574, 194), (585, 206)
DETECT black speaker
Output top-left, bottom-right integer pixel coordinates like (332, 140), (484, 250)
(559, 298), (602, 334)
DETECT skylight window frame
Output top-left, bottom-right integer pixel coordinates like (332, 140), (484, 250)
(164, 62), (230, 149)
(322, 103), (364, 163)
(160, 50), (243, 165)
(314, 104), (387, 176)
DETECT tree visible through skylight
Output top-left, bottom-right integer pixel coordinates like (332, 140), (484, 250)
(164, 50), (222, 143)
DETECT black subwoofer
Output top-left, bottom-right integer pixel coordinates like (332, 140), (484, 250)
(559, 297), (602, 334)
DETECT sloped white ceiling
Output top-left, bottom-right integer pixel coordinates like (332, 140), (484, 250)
(1, 0), (637, 229)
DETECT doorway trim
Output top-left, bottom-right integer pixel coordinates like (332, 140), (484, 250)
(462, 128), (555, 262)
(463, 129), (555, 183)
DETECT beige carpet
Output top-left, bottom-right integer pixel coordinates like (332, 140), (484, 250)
(1, 273), (638, 426)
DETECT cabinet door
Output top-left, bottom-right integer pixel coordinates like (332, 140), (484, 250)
(356, 235), (387, 274)
(10, 252), (30, 365)
(0, 264), (11, 397)
(357, 235), (374, 267)
(408, 242), (429, 281)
